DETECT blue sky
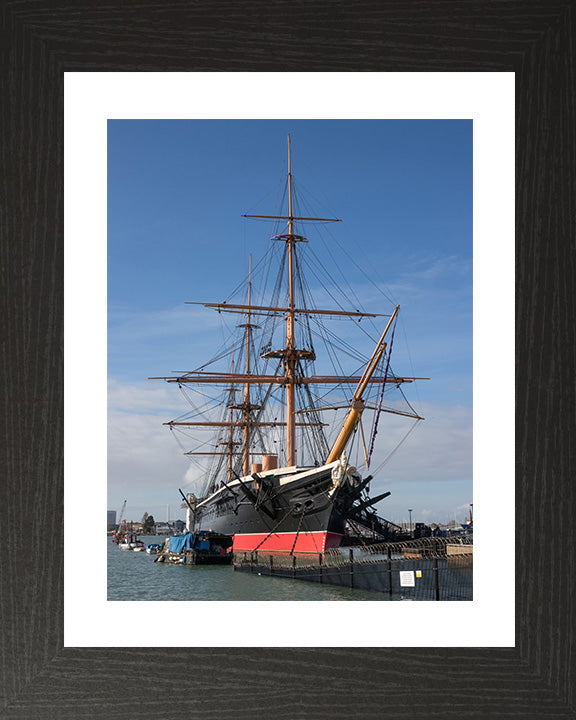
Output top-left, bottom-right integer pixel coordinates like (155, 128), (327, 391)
(108, 119), (472, 526)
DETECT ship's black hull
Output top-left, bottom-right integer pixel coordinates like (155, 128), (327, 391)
(192, 462), (360, 553)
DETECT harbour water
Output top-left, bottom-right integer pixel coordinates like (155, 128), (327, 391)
(108, 537), (389, 601)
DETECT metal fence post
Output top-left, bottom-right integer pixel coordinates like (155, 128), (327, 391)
(388, 546), (393, 598)
(349, 548), (354, 589)
(270, 554), (274, 575)
(434, 556), (440, 601)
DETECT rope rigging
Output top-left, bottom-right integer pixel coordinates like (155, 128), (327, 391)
(367, 312), (398, 468)
(165, 148), (422, 496)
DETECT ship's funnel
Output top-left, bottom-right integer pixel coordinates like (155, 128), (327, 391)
(251, 463), (263, 474)
(262, 455), (278, 471)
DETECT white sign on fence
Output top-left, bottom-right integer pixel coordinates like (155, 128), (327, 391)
(399, 570), (415, 587)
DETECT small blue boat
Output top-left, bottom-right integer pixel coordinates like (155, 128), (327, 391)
(155, 531), (232, 565)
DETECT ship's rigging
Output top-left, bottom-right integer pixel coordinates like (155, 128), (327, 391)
(151, 136), (425, 501)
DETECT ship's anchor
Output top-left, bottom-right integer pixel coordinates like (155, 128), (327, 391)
(230, 471), (277, 519)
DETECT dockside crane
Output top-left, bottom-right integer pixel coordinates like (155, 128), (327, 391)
(118, 499), (127, 527)
(113, 500), (127, 544)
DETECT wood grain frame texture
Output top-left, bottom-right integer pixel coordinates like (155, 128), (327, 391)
(1, 1), (575, 718)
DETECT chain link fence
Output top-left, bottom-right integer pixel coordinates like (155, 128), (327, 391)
(234, 536), (473, 600)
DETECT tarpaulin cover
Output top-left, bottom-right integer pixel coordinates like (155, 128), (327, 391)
(169, 532), (195, 553)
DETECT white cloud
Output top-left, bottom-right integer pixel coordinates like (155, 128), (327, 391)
(108, 378), (176, 413)
(108, 380), (472, 525)
(351, 401), (472, 485)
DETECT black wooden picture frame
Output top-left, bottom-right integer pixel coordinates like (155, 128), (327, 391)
(1, 1), (575, 718)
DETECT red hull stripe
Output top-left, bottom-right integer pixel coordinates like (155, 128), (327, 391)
(232, 531), (343, 554)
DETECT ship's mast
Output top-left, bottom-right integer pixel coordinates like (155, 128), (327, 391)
(285, 136), (297, 466)
(228, 255), (261, 476)
(227, 353), (236, 479)
(243, 255), (254, 475)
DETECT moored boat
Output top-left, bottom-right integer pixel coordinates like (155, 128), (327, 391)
(146, 543), (163, 554)
(155, 531), (233, 565)
(116, 531), (144, 551)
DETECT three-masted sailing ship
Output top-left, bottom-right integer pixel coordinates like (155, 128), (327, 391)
(151, 137), (424, 554)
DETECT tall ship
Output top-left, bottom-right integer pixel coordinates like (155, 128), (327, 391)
(151, 137), (425, 554)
